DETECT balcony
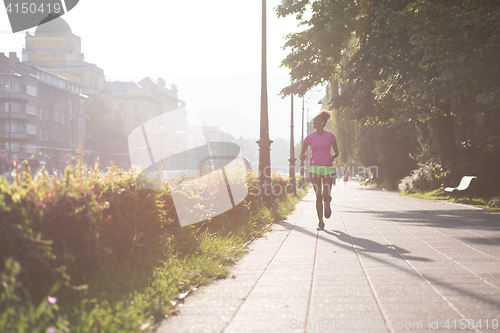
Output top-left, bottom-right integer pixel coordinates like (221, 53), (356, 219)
(0, 112), (28, 120)
(0, 92), (32, 100)
(0, 132), (28, 139)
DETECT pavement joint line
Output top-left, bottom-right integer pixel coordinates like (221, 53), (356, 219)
(411, 221), (500, 261)
(360, 194), (500, 261)
(362, 195), (500, 265)
(374, 212), (500, 295)
(347, 209), (482, 332)
(303, 216), (320, 333)
(221, 192), (310, 333)
(336, 185), (495, 333)
(333, 196), (395, 333)
(158, 183), (500, 332)
(346, 188), (496, 332)
(366, 192), (500, 245)
(432, 220), (500, 246)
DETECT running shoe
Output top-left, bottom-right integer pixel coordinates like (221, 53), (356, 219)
(324, 203), (332, 219)
(317, 221), (325, 230)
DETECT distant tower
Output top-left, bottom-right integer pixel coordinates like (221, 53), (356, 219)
(23, 15), (83, 66)
(22, 15), (105, 97)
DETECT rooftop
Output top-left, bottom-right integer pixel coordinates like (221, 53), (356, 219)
(35, 14), (72, 35)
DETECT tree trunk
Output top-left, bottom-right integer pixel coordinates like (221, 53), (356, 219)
(435, 101), (457, 170)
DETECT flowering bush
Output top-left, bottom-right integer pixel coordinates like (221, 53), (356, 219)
(0, 157), (300, 331)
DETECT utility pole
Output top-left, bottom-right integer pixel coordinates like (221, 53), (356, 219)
(7, 84), (11, 166)
(289, 95), (297, 195)
(70, 104), (74, 156)
(257, 0), (273, 206)
(300, 96), (305, 179)
(114, 110), (117, 164)
(306, 107), (310, 180)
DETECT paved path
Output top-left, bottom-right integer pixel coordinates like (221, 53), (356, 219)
(156, 182), (500, 332)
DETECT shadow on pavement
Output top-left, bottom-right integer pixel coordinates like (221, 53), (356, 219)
(274, 219), (500, 309)
(459, 237), (500, 245)
(325, 229), (432, 262)
(340, 209), (500, 237)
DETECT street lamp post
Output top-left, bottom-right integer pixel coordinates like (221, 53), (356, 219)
(300, 96), (305, 179)
(114, 111), (117, 165)
(306, 106), (310, 180)
(7, 85), (11, 164)
(257, 0), (273, 205)
(289, 95), (297, 196)
(70, 103), (74, 156)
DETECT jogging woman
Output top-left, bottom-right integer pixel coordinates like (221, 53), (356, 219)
(299, 110), (339, 230)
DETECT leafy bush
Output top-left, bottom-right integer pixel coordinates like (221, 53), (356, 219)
(0, 157), (302, 332)
(398, 162), (445, 193)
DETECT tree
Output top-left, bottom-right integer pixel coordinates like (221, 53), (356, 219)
(276, 0), (373, 97)
(277, 0), (500, 189)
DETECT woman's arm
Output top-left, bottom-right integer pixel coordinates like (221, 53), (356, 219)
(328, 141), (339, 162)
(299, 143), (308, 161)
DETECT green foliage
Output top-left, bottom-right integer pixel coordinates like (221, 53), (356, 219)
(278, 0), (500, 193)
(0, 159), (303, 331)
(327, 102), (418, 189)
(488, 197), (500, 209)
(0, 259), (70, 333)
(276, 0), (373, 97)
(399, 162), (445, 194)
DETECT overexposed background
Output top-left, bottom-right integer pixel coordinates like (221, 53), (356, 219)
(1, 0), (324, 146)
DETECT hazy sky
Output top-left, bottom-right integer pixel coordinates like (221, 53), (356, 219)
(1, 0), (325, 141)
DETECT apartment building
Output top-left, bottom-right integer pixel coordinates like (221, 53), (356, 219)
(0, 52), (87, 171)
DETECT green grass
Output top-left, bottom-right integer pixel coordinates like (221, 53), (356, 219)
(401, 188), (499, 210)
(0, 163), (310, 332)
(64, 188), (307, 332)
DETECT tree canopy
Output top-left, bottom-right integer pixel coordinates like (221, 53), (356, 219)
(278, 0), (500, 193)
(278, 0), (500, 112)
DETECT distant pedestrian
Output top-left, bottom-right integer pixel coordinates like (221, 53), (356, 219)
(299, 110), (339, 230)
(343, 166), (349, 183)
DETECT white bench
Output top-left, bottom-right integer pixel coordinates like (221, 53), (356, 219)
(444, 176), (476, 200)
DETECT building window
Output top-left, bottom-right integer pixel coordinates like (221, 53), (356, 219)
(132, 117), (141, 128)
(26, 85), (37, 96)
(25, 144), (36, 154)
(44, 129), (48, 141)
(26, 105), (37, 116)
(39, 128), (43, 141)
(5, 142), (20, 152)
(26, 124), (37, 135)
(39, 108), (43, 120)
(5, 122), (19, 132)
(4, 103), (16, 112)
(11, 142), (20, 152)
(119, 102), (124, 112)
(54, 111), (60, 123)
(8, 83), (21, 92)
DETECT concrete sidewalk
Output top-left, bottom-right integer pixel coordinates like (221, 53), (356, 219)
(156, 182), (500, 333)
